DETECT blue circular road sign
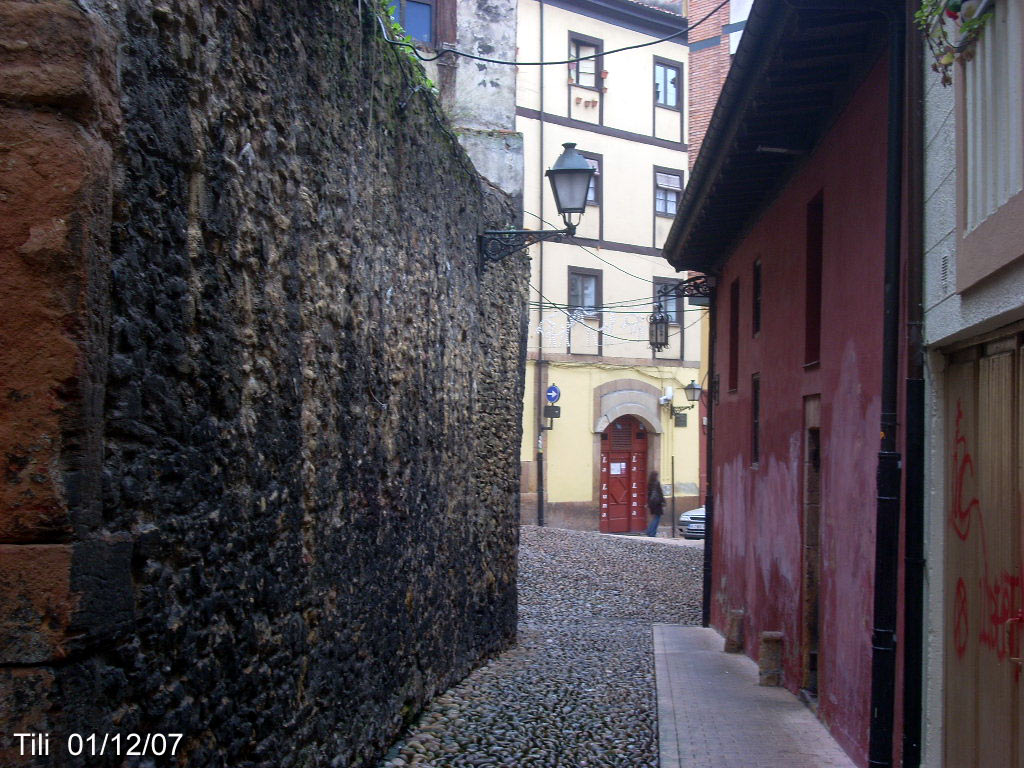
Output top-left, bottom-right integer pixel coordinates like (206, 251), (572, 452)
(546, 385), (561, 404)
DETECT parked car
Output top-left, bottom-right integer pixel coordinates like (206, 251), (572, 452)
(679, 506), (705, 539)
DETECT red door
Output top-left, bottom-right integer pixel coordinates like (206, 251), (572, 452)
(599, 416), (648, 533)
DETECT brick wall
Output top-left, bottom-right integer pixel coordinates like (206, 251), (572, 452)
(0, 1), (525, 766)
(687, 0), (732, 170)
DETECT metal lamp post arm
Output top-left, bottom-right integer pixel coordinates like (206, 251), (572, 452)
(478, 225), (577, 268)
(657, 274), (715, 301)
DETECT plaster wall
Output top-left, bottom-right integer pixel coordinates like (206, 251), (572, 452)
(517, 108), (689, 249)
(708, 60), (891, 767)
(521, 363), (701, 504)
(516, 0), (689, 137)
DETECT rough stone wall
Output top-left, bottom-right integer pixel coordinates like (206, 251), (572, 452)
(1, 1), (525, 766)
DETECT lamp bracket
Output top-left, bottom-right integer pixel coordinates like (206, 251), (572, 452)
(655, 274), (716, 301)
(671, 405), (695, 415)
(479, 226), (576, 269)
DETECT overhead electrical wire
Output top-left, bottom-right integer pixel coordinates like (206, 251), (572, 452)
(530, 283), (705, 345)
(378, 0), (729, 65)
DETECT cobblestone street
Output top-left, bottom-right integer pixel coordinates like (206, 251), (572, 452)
(379, 526), (704, 767)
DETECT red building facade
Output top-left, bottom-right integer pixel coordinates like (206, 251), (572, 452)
(662, 2), (918, 765)
(706, 60), (889, 758)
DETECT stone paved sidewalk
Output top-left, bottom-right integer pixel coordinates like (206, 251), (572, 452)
(655, 625), (857, 768)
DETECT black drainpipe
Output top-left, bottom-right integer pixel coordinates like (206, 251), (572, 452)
(868, 7), (907, 767)
(901, 0), (925, 762)
(701, 284), (717, 628)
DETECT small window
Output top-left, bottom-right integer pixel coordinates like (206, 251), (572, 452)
(653, 278), (681, 324)
(805, 193), (823, 366)
(752, 260), (762, 336)
(569, 37), (601, 89)
(654, 62), (680, 108)
(569, 267), (601, 317)
(728, 278), (739, 392)
(655, 172), (682, 217)
(751, 374), (760, 465)
(582, 154), (601, 206)
(389, 0), (434, 44)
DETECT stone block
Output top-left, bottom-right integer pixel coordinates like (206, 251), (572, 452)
(0, 667), (56, 767)
(0, 1), (119, 126)
(758, 630), (784, 686)
(0, 544), (74, 663)
(0, 540), (132, 664)
(723, 608), (745, 653)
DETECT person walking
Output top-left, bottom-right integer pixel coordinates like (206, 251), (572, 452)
(646, 471), (665, 537)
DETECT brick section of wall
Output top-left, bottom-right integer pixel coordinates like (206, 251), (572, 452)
(0, 4), (122, 763)
(687, 0), (732, 171)
(0, 1), (525, 766)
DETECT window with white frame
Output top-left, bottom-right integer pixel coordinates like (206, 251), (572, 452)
(655, 171), (682, 216)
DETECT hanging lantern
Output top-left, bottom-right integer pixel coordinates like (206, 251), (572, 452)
(649, 303), (670, 351)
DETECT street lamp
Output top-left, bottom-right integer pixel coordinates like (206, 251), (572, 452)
(683, 379), (701, 403)
(479, 143), (596, 268)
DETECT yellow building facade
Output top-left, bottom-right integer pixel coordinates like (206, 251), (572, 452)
(516, 0), (706, 532)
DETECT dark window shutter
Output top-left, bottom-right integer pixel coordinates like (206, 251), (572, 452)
(436, 0), (456, 48)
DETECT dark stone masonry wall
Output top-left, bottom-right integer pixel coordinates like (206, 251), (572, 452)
(0, 1), (525, 766)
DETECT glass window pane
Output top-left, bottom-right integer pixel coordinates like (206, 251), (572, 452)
(667, 67), (678, 107)
(574, 43), (597, 87)
(405, 1), (432, 43)
(570, 273), (598, 314)
(656, 172), (682, 190)
(586, 158), (599, 204)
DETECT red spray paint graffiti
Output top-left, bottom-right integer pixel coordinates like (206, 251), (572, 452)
(950, 401), (979, 541)
(949, 399), (1022, 676)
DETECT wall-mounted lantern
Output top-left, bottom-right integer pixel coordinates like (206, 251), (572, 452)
(683, 379), (701, 403)
(650, 304), (670, 351)
(648, 275), (716, 352)
(479, 143), (596, 269)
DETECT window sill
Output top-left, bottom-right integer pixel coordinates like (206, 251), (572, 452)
(655, 103), (681, 113)
(803, 360), (820, 370)
(655, 211), (677, 219)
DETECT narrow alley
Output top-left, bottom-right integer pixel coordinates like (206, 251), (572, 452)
(379, 528), (703, 768)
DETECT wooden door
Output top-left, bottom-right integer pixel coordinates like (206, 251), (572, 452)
(943, 334), (1023, 767)
(599, 416), (648, 534)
